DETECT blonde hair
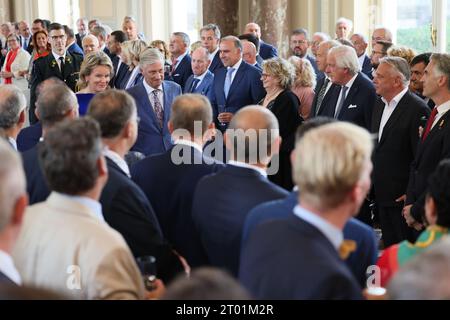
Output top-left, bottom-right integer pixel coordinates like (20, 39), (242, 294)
(293, 122), (373, 210)
(121, 39), (148, 68)
(150, 40), (170, 61)
(387, 45), (417, 65)
(77, 51), (113, 90)
(262, 57), (296, 90)
(288, 56), (316, 89)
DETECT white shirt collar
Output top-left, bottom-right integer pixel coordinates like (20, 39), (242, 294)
(293, 205), (343, 251)
(228, 160), (268, 178)
(343, 73), (358, 90)
(0, 250), (21, 285)
(52, 51), (66, 62)
(381, 87), (409, 106)
(8, 137), (17, 151)
(56, 192), (104, 222)
(173, 51), (188, 67)
(174, 139), (203, 153)
(436, 100), (450, 117)
(103, 148), (130, 177)
(357, 54), (365, 69)
(143, 78), (163, 95)
(208, 47), (220, 61)
(194, 69), (209, 82)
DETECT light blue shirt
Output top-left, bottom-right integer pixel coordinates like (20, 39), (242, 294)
(293, 205), (343, 251)
(56, 192), (105, 222)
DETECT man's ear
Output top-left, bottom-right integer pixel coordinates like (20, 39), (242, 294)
(425, 195), (438, 225)
(271, 136), (282, 156)
(168, 121), (174, 135)
(11, 193), (28, 227)
(97, 155), (108, 179)
(18, 109), (26, 126)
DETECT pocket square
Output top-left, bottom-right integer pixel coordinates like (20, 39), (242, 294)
(348, 104), (358, 109)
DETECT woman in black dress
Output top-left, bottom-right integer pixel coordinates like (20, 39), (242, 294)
(260, 57), (304, 190)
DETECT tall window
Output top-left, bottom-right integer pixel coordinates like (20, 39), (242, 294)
(170, 0), (202, 42)
(53, 0), (80, 30)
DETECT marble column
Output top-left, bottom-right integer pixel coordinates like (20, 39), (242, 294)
(203, 0), (239, 37)
(0, 0), (12, 21)
(247, 0), (290, 57)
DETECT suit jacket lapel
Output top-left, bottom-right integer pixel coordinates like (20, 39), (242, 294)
(378, 93), (410, 146)
(226, 63), (245, 102)
(372, 98), (384, 139)
(339, 75), (360, 118)
(416, 110), (450, 163)
(162, 82), (171, 129)
(49, 55), (63, 79)
(139, 83), (161, 132)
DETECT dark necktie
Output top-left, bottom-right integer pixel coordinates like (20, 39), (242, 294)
(334, 86), (348, 119)
(59, 57), (65, 78)
(315, 78), (330, 115)
(422, 107), (438, 141)
(189, 78), (200, 93)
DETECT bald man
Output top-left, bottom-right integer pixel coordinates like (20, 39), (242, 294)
(244, 22), (278, 60)
(242, 41), (261, 70)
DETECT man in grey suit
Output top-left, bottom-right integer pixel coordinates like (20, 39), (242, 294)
(0, 139), (28, 285)
(13, 118), (145, 300)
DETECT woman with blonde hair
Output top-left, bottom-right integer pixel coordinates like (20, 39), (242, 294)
(288, 56), (316, 119)
(150, 39), (171, 74)
(120, 39), (147, 90)
(387, 45), (417, 65)
(260, 57), (303, 190)
(76, 51), (113, 115)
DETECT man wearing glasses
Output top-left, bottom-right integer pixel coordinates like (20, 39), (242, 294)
(29, 23), (83, 124)
(290, 28), (321, 80)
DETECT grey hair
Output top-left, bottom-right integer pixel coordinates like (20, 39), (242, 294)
(292, 28), (310, 40)
(336, 17), (353, 31)
(379, 56), (411, 87)
(91, 25), (108, 39)
(200, 24), (221, 40)
(313, 32), (330, 42)
(0, 85), (26, 130)
(351, 33), (368, 44)
(139, 47), (165, 68)
(220, 36), (243, 51)
(431, 53), (450, 91)
(173, 32), (191, 47)
(329, 45), (360, 75)
(373, 27), (393, 42)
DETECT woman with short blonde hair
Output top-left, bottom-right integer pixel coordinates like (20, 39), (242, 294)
(289, 56), (316, 119)
(120, 39), (147, 90)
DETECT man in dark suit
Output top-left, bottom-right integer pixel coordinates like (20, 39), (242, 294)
(404, 53), (450, 231)
(0, 86), (27, 151)
(372, 57), (430, 247)
(238, 33), (263, 66)
(127, 47), (182, 156)
(0, 139), (28, 285)
(410, 53), (435, 109)
(64, 25), (84, 57)
(75, 18), (88, 48)
(132, 94), (224, 268)
(290, 28), (321, 79)
(241, 41), (262, 70)
(22, 84), (78, 205)
(350, 33), (373, 79)
(244, 22), (278, 60)
(18, 21), (33, 54)
(184, 48), (214, 100)
(92, 25), (113, 59)
(200, 24), (224, 74)
(322, 45), (376, 131)
(239, 122), (372, 299)
(210, 36), (265, 132)
(166, 32), (193, 91)
(107, 30), (127, 89)
(29, 23), (83, 124)
(87, 89), (186, 283)
(192, 106), (288, 276)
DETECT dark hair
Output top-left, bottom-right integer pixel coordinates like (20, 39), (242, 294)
(43, 20), (51, 30)
(33, 19), (45, 28)
(375, 40), (393, 54)
(427, 160), (450, 228)
(238, 33), (260, 52)
(87, 90), (136, 139)
(111, 30), (126, 44)
(296, 117), (337, 142)
(32, 29), (51, 51)
(411, 52), (432, 67)
(292, 28), (310, 39)
(162, 268), (251, 300)
(39, 118), (102, 195)
(63, 25), (74, 38)
(36, 84), (77, 128)
(48, 23), (64, 33)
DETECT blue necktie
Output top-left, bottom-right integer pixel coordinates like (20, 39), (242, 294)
(189, 78), (200, 93)
(224, 68), (235, 99)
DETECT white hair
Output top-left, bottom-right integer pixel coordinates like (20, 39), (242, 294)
(329, 45), (360, 75)
(336, 17), (353, 32)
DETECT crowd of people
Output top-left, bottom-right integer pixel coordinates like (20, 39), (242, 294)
(0, 14), (450, 300)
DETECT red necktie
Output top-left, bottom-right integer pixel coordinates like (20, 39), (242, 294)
(171, 59), (178, 75)
(422, 107), (438, 141)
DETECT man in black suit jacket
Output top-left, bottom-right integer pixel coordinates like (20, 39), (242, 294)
(372, 57), (430, 247)
(322, 45), (376, 131)
(18, 21), (33, 54)
(88, 90), (185, 283)
(108, 31), (127, 89)
(75, 18), (88, 48)
(200, 24), (224, 74)
(350, 34), (373, 79)
(410, 53), (435, 109)
(22, 84), (78, 205)
(29, 23), (83, 124)
(0, 139), (28, 286)
(239, 122), (371, 299)
(132, 94), (224, 268)
(244, 22), (278, 60)
(192, 106), (288, 277)
(166, 32), (193, 91)
(404, 53), (450, 232)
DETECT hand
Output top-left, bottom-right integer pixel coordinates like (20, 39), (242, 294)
(18, 70), (28, 77)
(173, 250), (191, 277)
(402, 205), (416, 226)
(413, 222), (424, 231)
(218, 112), (233, 124)
(395, 194), (406, 203)
(1, 49), (7, 56)
(419, 126), (424, 139)
(0, 71), (12, 78)
(144, 278), (165, 300)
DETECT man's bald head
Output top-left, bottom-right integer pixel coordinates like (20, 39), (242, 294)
(242, 41), (257, 65)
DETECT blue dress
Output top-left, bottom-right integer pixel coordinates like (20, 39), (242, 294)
(76, 93), (96, 116)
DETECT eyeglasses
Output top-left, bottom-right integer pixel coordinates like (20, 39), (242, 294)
(261, 73), (271, 78)
(51, 35), (66, 41)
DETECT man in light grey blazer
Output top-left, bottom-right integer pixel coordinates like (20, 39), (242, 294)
(13, 118), (145, 300)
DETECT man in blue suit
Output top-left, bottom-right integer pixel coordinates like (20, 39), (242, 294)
(210, 36), (265, 132)
(244, 22), (278, 60)
(321, 45), (376, 131)
(0, 139), (28, 285)
(240, 122), (372, 299)
(200, 24), (224, 74)
(132, 94), (224, 268)
(166, 32), (193, 91)
(127, 47), (182, 156)
(192, 106), (288, 277)
(87, 89), (186, 283)
(65, 26), (84, 58)
(184, 48), (214, 100)
(242, 117), (378, 288)
(351, 34), (373, 79)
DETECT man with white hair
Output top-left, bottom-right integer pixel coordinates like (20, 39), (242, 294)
(0, 85), (27, 151)
(127, 47), (182, 156)
(336, 17), (353, 40)
(240, 122), (372, 299)
(75, 18), (88, 48)
(82, 34), (100, 55)
(372, 57), (430, 247)
(0, 139), (28, 285)
(324, 45), (376, 130)
(371, 27), (393, 48)
(184, 47), (214, 98)
(244, 22), (278, 60)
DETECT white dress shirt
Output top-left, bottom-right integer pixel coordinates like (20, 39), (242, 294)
(228, 160), (267, 178)
(378, 88), (408, 141)
(172, 51), (188, 71)
(208, 47), (220, 62)
(0, 250), (22, 284)
(193, 69), (209, 87)
(103, 148), (130, 177)
(334, 73), (358, 115)
(8, 137), (17, 151)
(431, 100), (450, 130)
(125, 66), (141, 89)
(357, 54), (366, 70)
(143, 80), (164, 111)
(293, 205), (343, 251)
